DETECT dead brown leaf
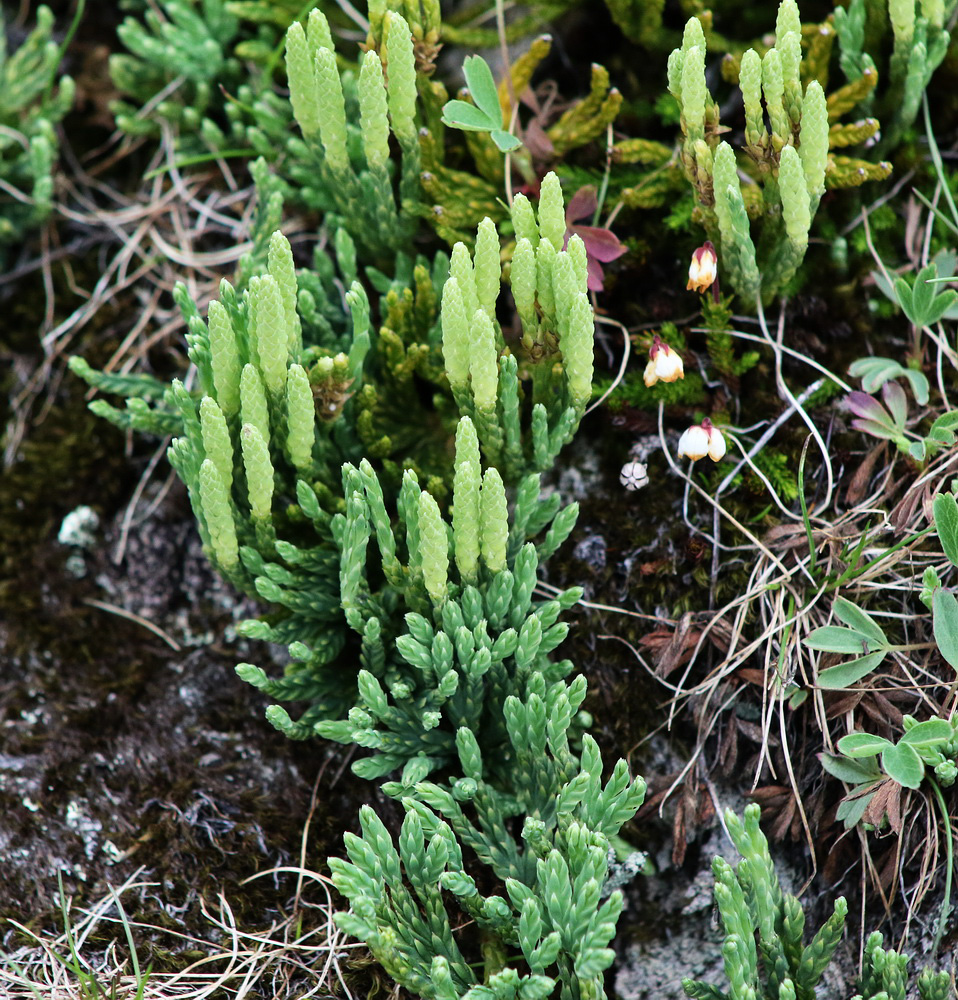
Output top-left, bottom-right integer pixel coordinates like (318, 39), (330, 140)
(845, 442), (887, 507)
(861, 778), (903, 835)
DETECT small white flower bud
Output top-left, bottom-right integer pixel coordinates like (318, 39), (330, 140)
(678, 418), (726, 462)
(653, 345), (684, 382)
(677, 424), (710, 460)
(706, 423), (727, 461)
(644, 334), (685, 387)
(619, 460), (649, 491)
(687, 241), (718, 294)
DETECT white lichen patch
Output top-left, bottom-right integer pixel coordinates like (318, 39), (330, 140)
(64, 799), (103, 860)
(57, 505), (100, 549)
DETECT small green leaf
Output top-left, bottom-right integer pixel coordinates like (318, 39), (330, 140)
(930, 412), (958, 434)
(921, 566), (941, 609)
(896, 263), (958, 327)
(462, 55), (503, 125)
(911, 264), (937, 321)
(853, 418), (902, 441)
(490, 129), (522, 152)
(909, 440), (926, 462)
(804, 625), (873, 654)
(820, 752), (882, 783)
(882, 381), (908, 427)
(847, 358), (927, 406)
(880, 742), (925, 789)
(837, 732), (894, 757)
(817, 649), (887, 689)
(788, 687), (808, 708)
(831, 597), (888, 646)
(441, 99), (496, 131)
(902, 368), (930, 405)
(928, 427), (957, 444)
(933, 588), (958, 670)
(894, 276), (915, 319)
(848, 357), (901, 394)
(934, 493), (958, 567)
(899, 718), (953, 747)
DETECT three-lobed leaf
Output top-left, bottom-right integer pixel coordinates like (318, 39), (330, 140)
(807, 600), (891, 689)
(895, 263), (958, 327)
(441, 55), (522, 153)
(848, 357), (929, 405)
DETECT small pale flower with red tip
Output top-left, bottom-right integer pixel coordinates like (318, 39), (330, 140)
(677, 418), (726, 462)
(643, 335), (685, 387)
(687, 241), (718, 294)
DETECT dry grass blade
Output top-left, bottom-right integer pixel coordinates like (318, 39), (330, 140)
(0, 866), (358, 1000)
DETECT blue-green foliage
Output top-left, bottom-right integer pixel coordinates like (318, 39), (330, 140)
(110, 0), (245, 138)
(304, 452), (645, 1000)
(683, 805), (953, 1000)
(0, 6), (74, 262)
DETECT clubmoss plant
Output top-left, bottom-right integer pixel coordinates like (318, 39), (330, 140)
(280, 7), (422, 261)
(441, 174), (596, 480)
(110, 0), (244, 139)
(73, 164), (595, 477)
(72, 168), (599, 710)
(74, 192), (634, 1000)
(669, 0), (891, 302)
(683, 805), (953, 1000)
(262, 416), (646, 1000)
(0, 4), (75, 263)
(833, 0), (953, 154)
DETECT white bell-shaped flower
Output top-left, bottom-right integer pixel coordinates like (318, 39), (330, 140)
(687, 241), (718, 294)
(678, 418), (726, 462)
(677, 424), (710, 460)
(643, 335), (685, 387)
